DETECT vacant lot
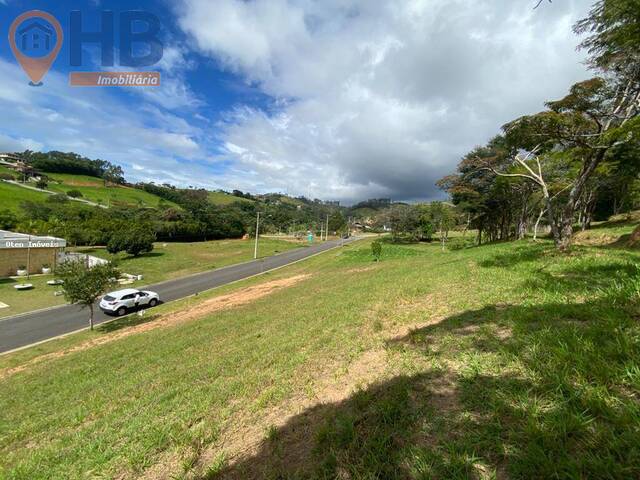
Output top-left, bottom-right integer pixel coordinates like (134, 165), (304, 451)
(47, 173), (177, 208)
(1, 220), (639, 479)
(0, 239), (301, 319)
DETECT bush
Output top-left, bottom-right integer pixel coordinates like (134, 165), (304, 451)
(371, 240), (382, 261)
(67, 189), (83, 198)
(0, 173), (15, 181)
(447, 237), (471, 251)
(35, 179), (48, 189)
(107, 224), (156, 257)
(0, 210), (18, 230)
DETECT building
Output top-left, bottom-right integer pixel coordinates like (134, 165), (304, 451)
(0, 230), (66, 277)
(18, 21), (54, 54)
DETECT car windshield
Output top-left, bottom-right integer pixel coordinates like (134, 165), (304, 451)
(103, 295), (116, 302)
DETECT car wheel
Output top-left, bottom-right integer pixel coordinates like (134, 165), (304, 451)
(149, 299), (158, 307)
(117, 307), (127, 317)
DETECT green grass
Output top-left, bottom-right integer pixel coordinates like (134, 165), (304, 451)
(0, 238), (302, 319)
(0, 165), (16, 176)
(73, 238), (302, 284)
(1, 225), (640, 479)
(0, 181), (51, 212)
(207, 191), (254, 206)
(0, 276), (67, 319)
(46, 173), (177, 208)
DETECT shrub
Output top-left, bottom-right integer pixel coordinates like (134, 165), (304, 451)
(107, 224), (156, 257)
(67, 189), (83, 198)
(371, 240), (382, 261)
(447, 237), (471, 251)
(0, 209), (18, 230)
(0, 173), (14, 181)
(35, 179), (48, 189)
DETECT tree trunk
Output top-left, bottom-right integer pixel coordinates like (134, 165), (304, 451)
(533, 208), (546, 241)
(89, 304), (94, 331)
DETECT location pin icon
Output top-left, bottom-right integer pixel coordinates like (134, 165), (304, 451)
(9, 10), (64, 87)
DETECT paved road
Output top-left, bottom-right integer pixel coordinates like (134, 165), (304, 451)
(0, 237), (359, 354)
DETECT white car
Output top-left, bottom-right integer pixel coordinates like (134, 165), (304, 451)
(99, 288), (160, 316)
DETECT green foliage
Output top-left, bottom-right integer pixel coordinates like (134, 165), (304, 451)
(371, 239), (382, 261)
(0, 209), (18, 230)
(418, 214), (435, 241)
(0, 173), (15, 181)
(328, 211), (347, 233)
(56, 261), (119, 328)
(107, 224), (156, 257)
(20, 150), (119, 179)
(447, 237), (471, 251)
(35, 179), (48, 190)
(66, 189), (83, 198)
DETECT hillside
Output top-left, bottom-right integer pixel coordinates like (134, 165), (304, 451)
(207, 190), (254, 206)
(0, 181), (51, 212)
(46, 173), (179, 209)
(2, 217), (639, 478)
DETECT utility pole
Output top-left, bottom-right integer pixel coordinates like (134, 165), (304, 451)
(325, 214), (330, 241)
(254, 212), (261, 259)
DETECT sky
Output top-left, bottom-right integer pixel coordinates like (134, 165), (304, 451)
(0, 0), (594, 204)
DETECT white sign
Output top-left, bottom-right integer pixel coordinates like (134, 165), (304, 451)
(0, 239), (66, 249)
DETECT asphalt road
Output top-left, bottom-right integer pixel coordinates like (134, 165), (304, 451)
(0, 237), (358, 354)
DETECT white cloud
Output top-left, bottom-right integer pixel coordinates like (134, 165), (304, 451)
(179, 0), (594, 202)
(0, 58), (218, 188)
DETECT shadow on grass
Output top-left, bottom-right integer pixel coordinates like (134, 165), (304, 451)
(97, 312), (162, 333)
(201, 295), (640, 479)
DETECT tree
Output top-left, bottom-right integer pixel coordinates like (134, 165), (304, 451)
(102, 165), (125, 186)
(429, 202), (455, 251)
(386, 204), (420, 242)
(56, 261), (119, 330)
(107, 224), (155, 257)
(500, 77), (639, 250)
(371, 239), (382, 261)
(328, 211), (347, 233)
(67, 189), (83, 198)
(35, 179), (48, 190)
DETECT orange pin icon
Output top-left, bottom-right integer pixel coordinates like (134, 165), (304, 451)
(9, 10), (64, 87)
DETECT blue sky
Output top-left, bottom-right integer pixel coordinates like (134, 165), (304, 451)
(0, 0), (594, 203)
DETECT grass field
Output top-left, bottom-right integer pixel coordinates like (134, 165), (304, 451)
(46, 174), (177, 208)
(73, 238), (303, 284)
(0, 276), (67, 318)
(207, 191), (254, 206)
(1, 220), (639, 479)
(0, 238), (302, 319)
(0, 181), (51, 212)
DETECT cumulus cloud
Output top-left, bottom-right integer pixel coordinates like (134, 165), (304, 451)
(179, 0), (593, 203)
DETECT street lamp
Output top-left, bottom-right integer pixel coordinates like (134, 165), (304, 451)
(254, 212), (272, 259)
(254, 212), (261, 259)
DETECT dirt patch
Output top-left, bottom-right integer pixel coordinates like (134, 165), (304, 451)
(345, 266), (379, 274)
(58, 179), (103, 187)
(0, 274), (310, 381)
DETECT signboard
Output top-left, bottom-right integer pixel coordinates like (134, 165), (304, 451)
(0, 238), (66, 249)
